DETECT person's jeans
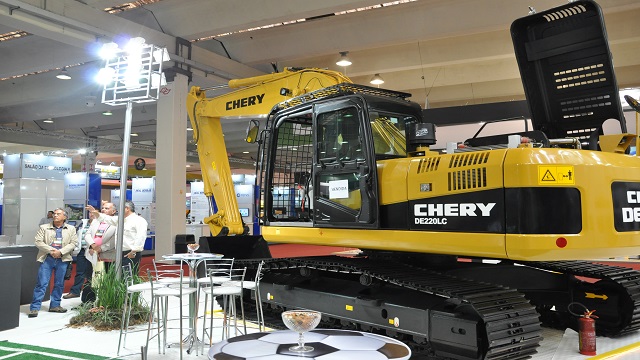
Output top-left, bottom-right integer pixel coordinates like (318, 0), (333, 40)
(30, 255), (68, 311)
(121, 251), (142, 275)
(69, 248), (87, 295)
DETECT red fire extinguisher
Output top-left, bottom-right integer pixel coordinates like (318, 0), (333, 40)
(570, 302), (598, 356)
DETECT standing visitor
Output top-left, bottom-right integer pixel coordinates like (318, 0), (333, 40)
(86, 201), (147, 273)
(28, 208), (78, 318)
(38, 210), (54, 226)
(80, 202), (118, 302)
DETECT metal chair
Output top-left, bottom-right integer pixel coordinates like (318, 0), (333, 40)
(228, 261), (265, 331)
(152, 259), (188, 287)
(200, 267), (246, 354)
(118, 263), (157, 355)
(145, 267), (198, 360)
(195, 257), (234, 292)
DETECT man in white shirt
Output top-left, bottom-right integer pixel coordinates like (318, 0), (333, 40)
(87, 201), (148, 273)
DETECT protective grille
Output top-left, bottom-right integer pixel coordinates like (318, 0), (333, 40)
(448, 168), (488, 191)
(542, 4), (587, 22)
(448, 152), (490, 168)
(269, 118), (314, 220)
(416, 157), (440, 174)
(447, 152), (490, 191)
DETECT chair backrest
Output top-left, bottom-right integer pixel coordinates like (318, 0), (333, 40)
(217, 267), (247, 288)
(228, 267), (247, 287)
(149, 267), (184, 281)
(152, 258), (187, 273)
(200, 258), (234, 280)
(151, 260), (187, 284)
(254, 261), (265, 286)
(122, 263), (134, 287)
(147, 267), (188, 296)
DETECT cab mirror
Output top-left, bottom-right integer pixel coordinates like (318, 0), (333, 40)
(245, 120), (260, 143)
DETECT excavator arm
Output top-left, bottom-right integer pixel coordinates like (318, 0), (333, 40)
(186, 68), (351, 236)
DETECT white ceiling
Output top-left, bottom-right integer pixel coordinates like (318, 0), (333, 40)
(0, 0), (639, 173)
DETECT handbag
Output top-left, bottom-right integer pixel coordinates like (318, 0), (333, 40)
(92, 260), (105, 288)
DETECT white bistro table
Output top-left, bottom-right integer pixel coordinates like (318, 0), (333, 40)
(208, 329), (412, 359)
(161, 252), (223, 353)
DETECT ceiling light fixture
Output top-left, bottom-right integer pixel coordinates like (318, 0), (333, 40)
(336, 51), (352, 67)
(43, 118), (54, 123)
(370, 73), (385, 85)
(130, 133), (139, 137)
(102, 110), (113, 116)
(56, 68), (71, 80)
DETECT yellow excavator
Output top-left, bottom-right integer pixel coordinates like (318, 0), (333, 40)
(187, 1), (640, 359)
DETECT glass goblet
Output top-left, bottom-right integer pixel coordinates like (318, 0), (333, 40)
(186, 243), (199, 255)
(281, 310), (321, 353)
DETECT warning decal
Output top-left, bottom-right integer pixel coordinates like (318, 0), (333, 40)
(538, 166), (575, 185)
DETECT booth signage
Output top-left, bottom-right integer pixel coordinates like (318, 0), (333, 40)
(4, 154), (72, 180)
(64, 173), (88, 200)
(132, 177), (155, 203)
(189, 181), (208, 223)
(96, 164), (121, 180)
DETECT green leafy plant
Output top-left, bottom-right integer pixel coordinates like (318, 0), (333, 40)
(69, 264), (149, 331)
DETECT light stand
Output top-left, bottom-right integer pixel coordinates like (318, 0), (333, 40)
(98, 37), (168, 277)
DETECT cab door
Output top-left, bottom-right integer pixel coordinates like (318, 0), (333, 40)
(312, 98), (379, 228)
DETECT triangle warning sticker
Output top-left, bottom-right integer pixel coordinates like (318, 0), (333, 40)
(541, 169), (556, 182)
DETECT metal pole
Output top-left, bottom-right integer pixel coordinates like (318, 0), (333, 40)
(115, 100), (134, 278)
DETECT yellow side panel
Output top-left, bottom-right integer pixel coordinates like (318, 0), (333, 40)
(376, 159), (411, 205)
(503, 148), (640, 261)
(262, 226), (507, 259)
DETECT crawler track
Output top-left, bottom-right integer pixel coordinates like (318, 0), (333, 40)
(528, 260), (640, 336)
(241, 256), (543, 360)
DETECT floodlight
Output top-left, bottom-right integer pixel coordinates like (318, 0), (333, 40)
(124, 37), (146, 54)
(96, 67), (116, 85)
(98, 42), (119, 60)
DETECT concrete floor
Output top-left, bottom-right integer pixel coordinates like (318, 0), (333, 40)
(1, 292), (264, 360)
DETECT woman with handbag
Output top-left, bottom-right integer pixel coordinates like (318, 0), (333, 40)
(82, 202), (118, 303)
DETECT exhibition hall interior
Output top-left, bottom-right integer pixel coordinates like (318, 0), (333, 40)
(1, 0), (640, 359)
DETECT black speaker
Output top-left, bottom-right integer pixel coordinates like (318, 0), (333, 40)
(204, 235), (272, 259)
(174, 234), (195, 254)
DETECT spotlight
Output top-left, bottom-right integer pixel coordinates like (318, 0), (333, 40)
(56, 68), (71, 80)
(336, 51), (352, 67)
(370, 74), (385, 85)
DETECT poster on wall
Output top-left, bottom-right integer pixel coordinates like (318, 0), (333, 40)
(65, 203), (84, 221)
(189, 182), (208, 224)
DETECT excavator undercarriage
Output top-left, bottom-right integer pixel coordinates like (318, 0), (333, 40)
(232, 254), (640, 360)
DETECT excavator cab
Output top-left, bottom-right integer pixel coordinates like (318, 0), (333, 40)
(260, 83), (422, 229)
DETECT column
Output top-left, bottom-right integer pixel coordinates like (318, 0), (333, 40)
(155, 73), (188, 258)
